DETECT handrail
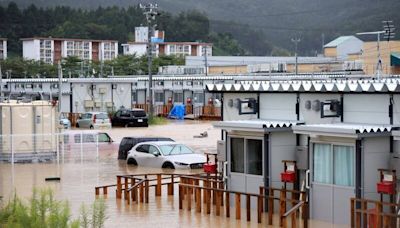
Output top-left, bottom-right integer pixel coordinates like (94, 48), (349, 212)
(127, 179), (146, 192)
(283, 201), (304, 217)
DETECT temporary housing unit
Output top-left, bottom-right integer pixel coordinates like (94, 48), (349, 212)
(0, 100), (57, 162)
(209, 78), (400, 225)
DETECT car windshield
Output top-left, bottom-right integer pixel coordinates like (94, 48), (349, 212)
(95, 113), (109, 119)
(159, 144), (194, 156)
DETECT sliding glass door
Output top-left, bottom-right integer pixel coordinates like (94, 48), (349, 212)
(311, 142), (355, 224)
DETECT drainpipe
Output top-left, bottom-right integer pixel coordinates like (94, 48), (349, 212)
(355, 139), (362, 200)
(263, 125), (270, 210)
(221, 93), (224, 139)
(296, 93), (300, 121)
(389, 95), (394, 153)
(257, 93), (260, 119)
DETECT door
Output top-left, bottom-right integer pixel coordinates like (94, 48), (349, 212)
(228, 136), (264, 206)
(310, 143), (355, 225)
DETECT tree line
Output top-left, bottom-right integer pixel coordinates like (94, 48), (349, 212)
(0, 2), (246, 77)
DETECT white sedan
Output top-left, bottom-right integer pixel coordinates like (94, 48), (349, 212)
(127, 141), (206, 169)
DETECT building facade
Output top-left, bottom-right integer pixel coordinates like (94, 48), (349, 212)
(324, 36), (363, 59)
(362, 40), (400, 75)
(0, 38), (7, 60)
(21, 37), (118, 64)
(208, 78), (400, 225)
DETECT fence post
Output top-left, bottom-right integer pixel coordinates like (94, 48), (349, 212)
(257, 196), (262, 223)
(246, 194), (251, 222)
(187, 186), (192, 211)
(116, 176), (122, 199)
(279, 189), (286, 227)
(56, 133), (60, 164)
(235, 193), (241, 220)
(11, 134), (14, 164)
(226, 192), (230, 218)
(216, 189), (221, 216)
(145, 175), (149, 203)
(268, 188), (274, 225)
(179, 184), (183, 209)
(196, 188), (201, 213)
(376, 202), (382, 228)
(61, 132), (65, 163)
(156, 174), (162, 196)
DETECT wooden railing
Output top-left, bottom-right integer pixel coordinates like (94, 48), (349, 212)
(132, 104), (221, 120)
(179, 176), (308, 227)
(350, 198), (400, 228)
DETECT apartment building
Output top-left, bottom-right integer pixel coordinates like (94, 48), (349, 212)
(0, 38), (7, 60)
(21, 37), (118, 64)
(122, 27), (212, 57)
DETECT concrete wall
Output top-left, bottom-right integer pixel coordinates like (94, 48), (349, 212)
(22, 40), (40, 60)
(362, 137), (391, 201)
(259, 93), (297, 120)
(299, 93), (342, 124)
(209, 65), (247, 74)
(343, 94), (390, 124)
(223, 93), (258, 121)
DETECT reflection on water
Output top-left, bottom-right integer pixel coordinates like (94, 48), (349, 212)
(0, 121), (348, 228)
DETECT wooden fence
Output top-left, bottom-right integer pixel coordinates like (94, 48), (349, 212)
(350, 197), (399, 228)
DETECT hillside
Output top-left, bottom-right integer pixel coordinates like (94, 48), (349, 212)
(1, 0), (399, 55)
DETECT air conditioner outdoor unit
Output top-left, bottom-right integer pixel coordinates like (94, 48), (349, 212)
(84, 100), (94, 108)
(106, 102), (113, 108)
(94, 101), (102, 108)
(99, 87), (107, 94)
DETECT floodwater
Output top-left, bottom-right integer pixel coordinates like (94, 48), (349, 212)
(0, 120), (348, 228)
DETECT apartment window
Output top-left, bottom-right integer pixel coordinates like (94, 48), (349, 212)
(40, 39), (53, 63)
(169, 45), (175, 53)
(193, 81), (203, 86)
(173, 93), (183, 103)
(102, 42), (116, 60)
(0, 42), (3, 49)
(155, 92), (164, 103)
(67, 41), (73, 49)
(67, 50), (73, 56)
(184, 45), (189, 53)
(66, 41), (90, 60)
(186, 81), (192, 86)
(83, 42), (90, 50)
(84, 51), (90, 59)
(131, 92), (136, 102)
(313, 143), (355, 187)
(174, 81), (183, 85)
(25, 84), (33, 89)
(193, 93), (204, 103)
(104, 43), (110, 51)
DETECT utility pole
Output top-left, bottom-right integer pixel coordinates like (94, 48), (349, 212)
(357, 21), (395, 79)
(321, 33), (325, 54)
(291, 37), (301, 75)
(140, 3), (159, 118)
(203, 46), (208, 76)
(58, 61), (63, 114)
(0, 64), (3, 100)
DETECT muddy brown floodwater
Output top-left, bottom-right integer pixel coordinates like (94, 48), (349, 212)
(0, 120), (347, 228)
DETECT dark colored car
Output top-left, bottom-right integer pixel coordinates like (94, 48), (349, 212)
(111, 108), (148, 127)
(118, 137), (175, 160)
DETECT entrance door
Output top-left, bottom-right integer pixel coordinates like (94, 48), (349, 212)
(228, 136), (264, 205)
(310, 143), (355, 225)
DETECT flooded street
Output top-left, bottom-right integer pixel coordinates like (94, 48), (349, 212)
(0, 120), (347, 228)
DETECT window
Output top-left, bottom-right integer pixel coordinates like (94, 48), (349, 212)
(313, 143), (354, 187)
(247, 139), (262, 175)
(148, 145), (160, 156)
(169, 45), (175, 53)
(74, 134), (95, 143)
(186, 81), (192, 86)
(137, 145), (149, 153)
(98, 133), (111, 142)
(231, 138), (244, 173)
(159, 144), (194, 156)
(67, 41), (73, 49)
(84, 51), (90, 59)
(173, 93), (183, 103)
(155, 92), (164, 102)
(193, 93), (204, 103)
(132, 92), (137, 102)
(83, 42), (90, 50)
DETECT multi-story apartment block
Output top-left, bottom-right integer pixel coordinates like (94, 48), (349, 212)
(122, 27), (212, 57)
(21, 37), (118, 64)
(0, 38), (7, 60)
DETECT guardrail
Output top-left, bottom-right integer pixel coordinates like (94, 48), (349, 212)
(350, 198), (399, 228)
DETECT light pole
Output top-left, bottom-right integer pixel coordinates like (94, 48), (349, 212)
(140, 3), (159, 118)
(291, 37), (301, 75)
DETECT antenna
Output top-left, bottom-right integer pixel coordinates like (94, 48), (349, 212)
(356, 21), (396, 80)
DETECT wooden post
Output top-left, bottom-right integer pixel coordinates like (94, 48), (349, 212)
(282, 216), (287, 228)
(246, 195), (251, 222)
(257, 196), (262, 223)
(179, 185), (183, 210)
(268, 188), (274, 225)
(376, 202), (382, 228)
(226, 192), (230, 218)
(213, 181), (217, 205)
(187, 186), (192, 211)
(206, 186), (211, 214)
(219, 181), (224, 206)
(124, 177), (129, 200)
(103, 187), (107, 195)
(235, 193), (241, 220)
(291, 210), (297, 228)
(361, 200), (367, 228)
(156, 174), (162, 196)
(216, 189), (221, 216)
(131, 178), (137, 201)
(95, 187), (99, 195)
(116, 176), (122, 199)
(139, 182), (144, 203)
(196, 188), (201, 213)
(259, 186), (264, 212)
(279, 190), (286, 227)
(168, 175), (174, 195)
(301, 193), (308, 228)
(350, 198), (355, 228)
(203, 180), (208, 204)
(145, 178), (149, 203)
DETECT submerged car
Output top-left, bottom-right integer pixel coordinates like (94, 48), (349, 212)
(127, 141), (206, 169)
(76, 112), (111, 129)
(118, 137), (174, 160)
(111, 108), (148, 127)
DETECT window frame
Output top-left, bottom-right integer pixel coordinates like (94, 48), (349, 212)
(229, 135), (264, 176)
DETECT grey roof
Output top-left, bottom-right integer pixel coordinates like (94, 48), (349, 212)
(206, 78), (400, 93)
(324, 36), (358, 48)
(213, 119), (303, 132)
(293, 123), (397, 137)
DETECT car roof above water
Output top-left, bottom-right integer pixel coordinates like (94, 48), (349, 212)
(136, 141), (180, 146)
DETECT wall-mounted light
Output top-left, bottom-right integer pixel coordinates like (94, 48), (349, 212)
(305, 100), (311, 110)
(312, 100), (320, 112)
